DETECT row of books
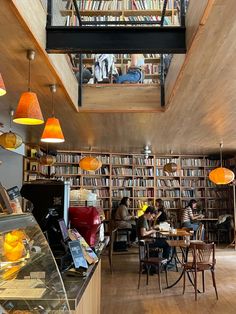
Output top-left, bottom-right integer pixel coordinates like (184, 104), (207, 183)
(67, 0), (176, 11)
(82, 178), (110, 186)
(56, 154), (110, 164)
(134, 168), (154, 176)
(133, 190), (154, 197)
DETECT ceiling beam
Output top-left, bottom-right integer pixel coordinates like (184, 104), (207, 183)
(46, 26), (186, 54)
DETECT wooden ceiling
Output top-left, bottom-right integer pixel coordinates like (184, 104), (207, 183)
(1, 0), (236, 156)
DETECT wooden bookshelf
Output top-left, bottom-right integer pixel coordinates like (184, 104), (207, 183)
(23, 149), (233, 237)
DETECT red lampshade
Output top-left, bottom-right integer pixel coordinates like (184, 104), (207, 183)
(79, 156), (102, 171)
(0, 74), (6, 96)
(13, 92), (44, 125)
(41, 117), (65, 143)
(209, 167), (235, 185)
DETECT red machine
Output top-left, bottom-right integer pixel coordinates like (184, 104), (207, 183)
(69, 206), (101, 246)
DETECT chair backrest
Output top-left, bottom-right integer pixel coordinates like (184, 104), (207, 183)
(188, 242), (216, 267)
(195, 223), (204, 241)
(138, 240), (149, 261)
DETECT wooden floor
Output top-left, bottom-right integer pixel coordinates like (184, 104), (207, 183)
(101, 247), (236, 314)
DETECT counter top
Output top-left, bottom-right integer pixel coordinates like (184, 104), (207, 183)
(62, 237), (108, 310)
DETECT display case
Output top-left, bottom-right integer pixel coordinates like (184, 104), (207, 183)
(0, 213), (70, 313)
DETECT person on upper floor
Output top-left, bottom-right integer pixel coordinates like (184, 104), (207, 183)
(114, 54), (145, 84)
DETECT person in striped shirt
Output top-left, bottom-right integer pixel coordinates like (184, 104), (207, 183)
(181, 199), (204, 238)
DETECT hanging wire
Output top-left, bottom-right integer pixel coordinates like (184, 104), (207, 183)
(50, 84), (56, 117)
(9, 110), (14, 131)
(28, 58), (31, 92)
(51, 89), (54, 116)
(220, 142), (223, 167)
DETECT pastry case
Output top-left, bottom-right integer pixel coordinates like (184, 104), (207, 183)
(0, 213), (70, 313)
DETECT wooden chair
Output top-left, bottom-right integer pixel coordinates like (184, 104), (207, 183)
(108, 227), (118, 273)
(138, 239), (168, 293)
(183, 242), (218, 300)
(195, 223), (205, 241)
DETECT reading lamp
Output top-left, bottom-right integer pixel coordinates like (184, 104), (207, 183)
(41, 85), (65, 143)
(13, 50), (44, 125)
(209, 143), (235, 185)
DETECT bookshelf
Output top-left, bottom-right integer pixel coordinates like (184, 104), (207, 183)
(62, 0), (179, 26)
(62, 0), (181, 84)
(23, 146), (49, 182)
(23, 150), (233, 237)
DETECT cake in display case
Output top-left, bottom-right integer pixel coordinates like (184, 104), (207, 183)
(0, 213), (70, 313)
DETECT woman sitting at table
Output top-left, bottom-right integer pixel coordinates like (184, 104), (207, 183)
(114, 197), (137, 243)
(181, 199), (204, 239)
(154, 198), (168, 225)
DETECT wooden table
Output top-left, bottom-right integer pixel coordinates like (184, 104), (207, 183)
(159, 229), (192, 238)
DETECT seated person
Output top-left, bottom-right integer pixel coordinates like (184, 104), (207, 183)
(115, 54), (145, 84)
(114, 197), (136, 243)
(137, 206), (170, 259)
(154, 198), (168, 225)
(181, 199), (204, 239)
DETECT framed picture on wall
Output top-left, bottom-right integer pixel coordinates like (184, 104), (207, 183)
(0, 184), (13, 214)
(30, 161), (38, 172)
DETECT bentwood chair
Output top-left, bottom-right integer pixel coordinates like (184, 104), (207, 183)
(183, 242), (218, 300)
(138, 239), (168, 293)
(195, 223), (205, 241)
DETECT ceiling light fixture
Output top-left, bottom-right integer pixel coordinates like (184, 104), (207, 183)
(209, 142), (235, 185)
(79, 156), (102, 172)
(41, 84), (65, 143)
(13, 50), (44, 125)
(0, 73), (6, 96)
(0, 110), (23, 149)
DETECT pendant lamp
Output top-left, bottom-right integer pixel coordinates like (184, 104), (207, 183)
(39, 154), (56, 166)
(79, 156), (102, 171)
(41, 85), (65, 143)
(0, 73), (6, 96)
(0, 110), (23, 149)
(163, 162), (178, 173)
(209, 143), (235, 185)
(13, 50), (44, 125)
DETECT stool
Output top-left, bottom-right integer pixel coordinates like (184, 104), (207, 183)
(217, 228), (231, 245)
(116, 228), (131, 245)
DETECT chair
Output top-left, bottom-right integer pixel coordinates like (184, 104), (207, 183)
(195, 223), (204, 241)
(216, 216), (232, 246)
(108, 227), (118, 273)
(138, 239), (168, 293)
(183, 242), (218, 301)
(116, 228), (131, 244)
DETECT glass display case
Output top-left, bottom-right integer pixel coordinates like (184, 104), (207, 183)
(0, 213), (70, 313)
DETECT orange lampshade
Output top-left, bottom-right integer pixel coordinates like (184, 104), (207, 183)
(209, 167), (235, 185)
(0, 73), (6, 96)
(13, 92), (44, 125)
(79, 156), (102, 171)
(0, 131), (23, 149)
(41, 117), (65, 143)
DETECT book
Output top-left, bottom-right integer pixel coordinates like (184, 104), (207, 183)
(68, 229), (98, 264)
(68, 240), (88, 270)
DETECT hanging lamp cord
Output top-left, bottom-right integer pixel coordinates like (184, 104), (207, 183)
(220, 143), (223, 167)
(28, 58), (31, 92)
(51, 89), (55, 117)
